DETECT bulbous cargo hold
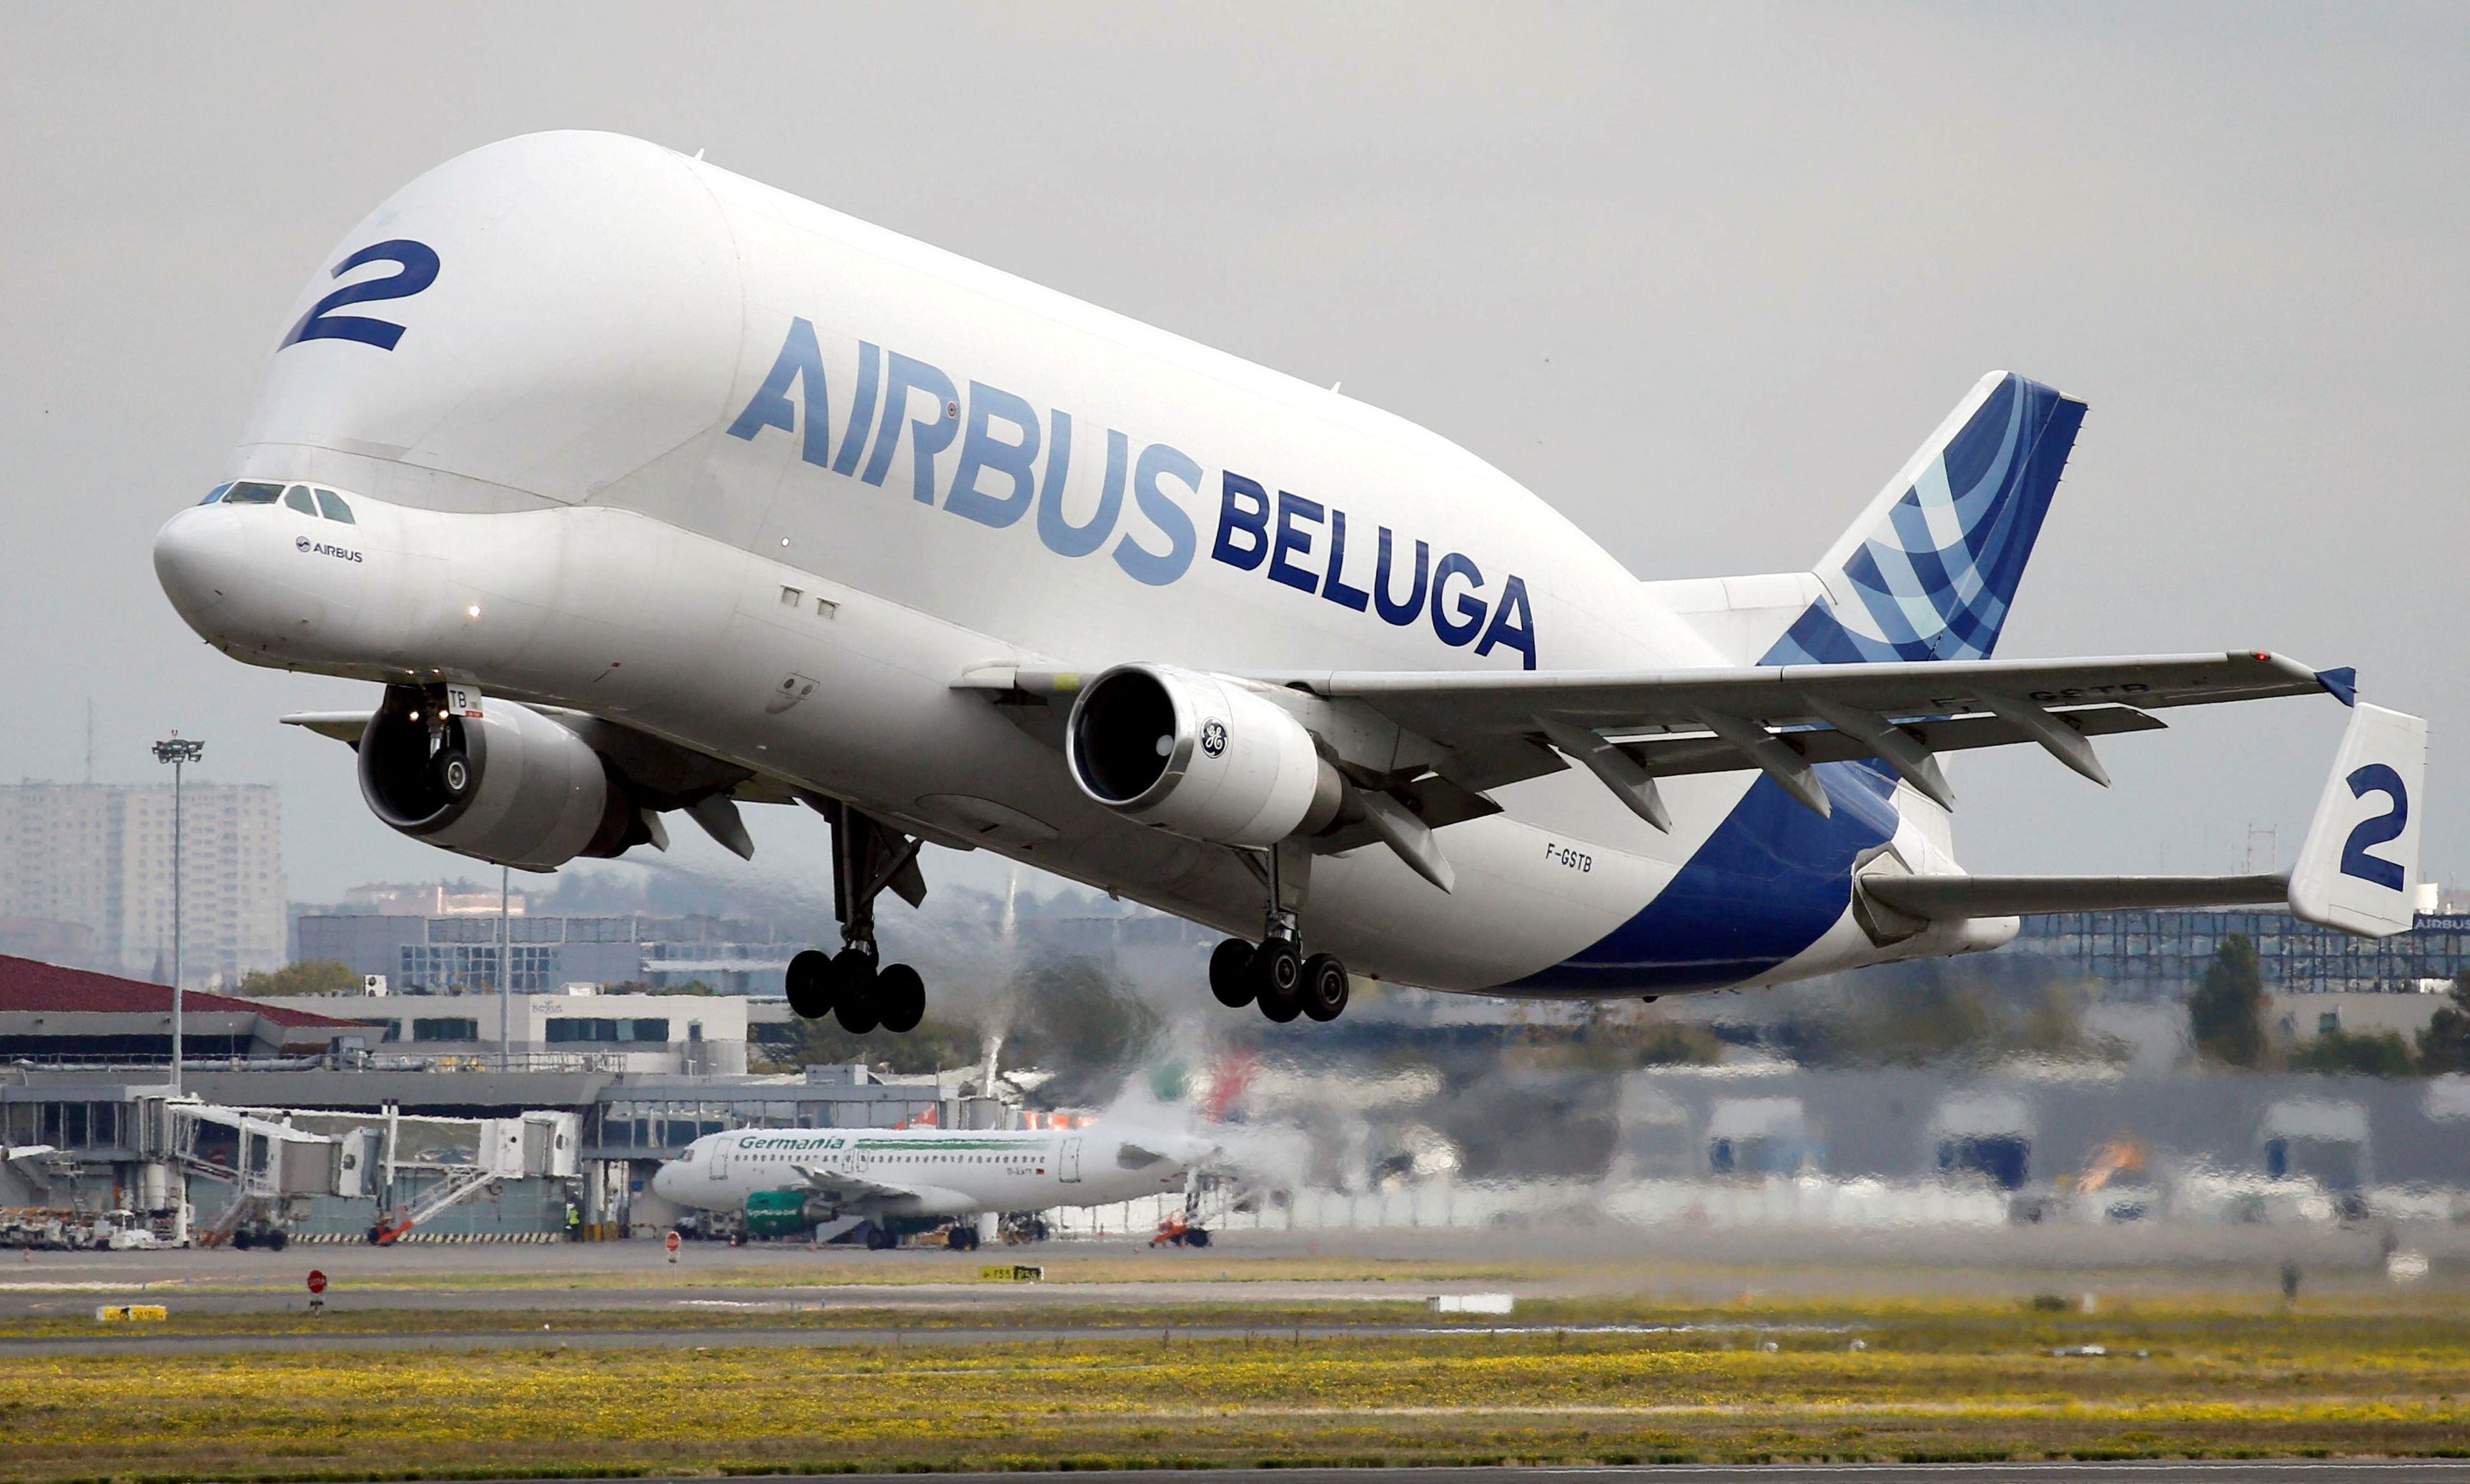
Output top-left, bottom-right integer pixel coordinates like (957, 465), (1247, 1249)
(1065, 664), (1341, 847)
(232, 132), (749, 524)
(357, 686), (642, 871)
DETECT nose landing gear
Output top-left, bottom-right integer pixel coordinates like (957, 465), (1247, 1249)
(1210, 843), (1350, 1023)
(785, 801), (931, 1035)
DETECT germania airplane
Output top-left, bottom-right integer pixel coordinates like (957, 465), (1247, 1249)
(155, 132), (2428, 1033)
(650, 1122), (1214, 1250)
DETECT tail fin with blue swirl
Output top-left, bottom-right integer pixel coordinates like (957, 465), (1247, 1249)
(1761, 371), (2087, 667)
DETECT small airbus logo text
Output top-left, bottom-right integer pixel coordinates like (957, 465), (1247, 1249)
(295, 536), (363, 563)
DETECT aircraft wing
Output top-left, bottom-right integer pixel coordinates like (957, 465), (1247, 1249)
(1256, 651), (2346, 814)
(790, 1164), (918, 1205)
(1857, 701), (2428, 937)
(1273, 650), (2331, 744)
(281, 711), (372, 745)
(279, 706), (812, 849)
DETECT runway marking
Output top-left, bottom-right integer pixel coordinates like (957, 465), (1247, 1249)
(0, 1280), (193, 1292)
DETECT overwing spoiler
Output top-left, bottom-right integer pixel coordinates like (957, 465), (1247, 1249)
(1861, 702), (2430, 938)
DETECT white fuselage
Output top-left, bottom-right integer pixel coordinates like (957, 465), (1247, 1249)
(154, 131), (1993, 996)
(650, 1125), (1200, 1220)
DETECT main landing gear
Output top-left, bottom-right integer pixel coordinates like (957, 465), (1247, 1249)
(786, 801), (929, 1034)
(1208, 841), (1350, 1024)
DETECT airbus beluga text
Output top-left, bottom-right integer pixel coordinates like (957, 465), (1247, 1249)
(154, 132), (2430, 1032)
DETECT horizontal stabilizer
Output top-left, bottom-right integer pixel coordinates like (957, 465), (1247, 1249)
(1864, 872), (2288, 919)
(1868, 700), (2431, 939)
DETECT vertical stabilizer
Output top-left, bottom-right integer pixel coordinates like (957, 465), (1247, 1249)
(1762, 371), (2087, 666)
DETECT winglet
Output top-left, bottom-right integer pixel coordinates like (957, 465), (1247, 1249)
(2290, 701), (2428, 937)
(2313, 667), (2358, 708)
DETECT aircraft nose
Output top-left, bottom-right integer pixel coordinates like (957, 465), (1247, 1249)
(152, 505), (242, 622)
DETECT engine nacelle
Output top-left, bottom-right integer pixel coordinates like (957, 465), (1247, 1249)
(1065, 664), (1340, 846)
(357, 685), (637, 870)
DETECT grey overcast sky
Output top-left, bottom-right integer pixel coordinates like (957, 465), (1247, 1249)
(2, 2), (2464, 905)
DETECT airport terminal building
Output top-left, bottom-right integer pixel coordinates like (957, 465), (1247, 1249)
(2012, 907), (2470, 996)
(295, 912), (798, 996)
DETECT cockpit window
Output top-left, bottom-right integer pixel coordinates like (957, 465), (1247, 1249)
(313, 488), (355, 524)
(198, 483), (234, 506)
(222, 481), (283, 505)
(284, 485), (318, 516)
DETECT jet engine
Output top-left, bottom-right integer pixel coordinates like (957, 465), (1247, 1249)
(357, 684), (642, 870)
(1065, 663), (1341, 846)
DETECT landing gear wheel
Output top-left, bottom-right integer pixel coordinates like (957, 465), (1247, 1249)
(875, 963), (926, 1034)
(1210, 939), (1257, 1007)
(832, 949), (881, 1034)
(946, 1224), (979, 1251)
(1300, 954), (1350, 1022)
(864, 1224), (896, 1251)
(786, 949), (834, 1020)
(1253, 939), (1303, 1023)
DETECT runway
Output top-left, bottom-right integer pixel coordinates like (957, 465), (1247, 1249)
(0, 1316), (1836, 1357)
(458, 1465), (2470, 1484)
(2, 1218), (2455, 1307)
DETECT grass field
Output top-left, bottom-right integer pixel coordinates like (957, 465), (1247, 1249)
(1, 1295), (2466, 1479)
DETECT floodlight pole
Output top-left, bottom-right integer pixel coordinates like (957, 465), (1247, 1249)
(500, 864), (512, 1071)
(151, 733), (204, 1095)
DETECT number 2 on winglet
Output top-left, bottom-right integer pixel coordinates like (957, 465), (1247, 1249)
(2338, 763), (2409, 890)
(281, 239), (440, 351)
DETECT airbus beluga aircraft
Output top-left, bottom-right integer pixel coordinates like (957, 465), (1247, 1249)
(154, 132), (2428, 1034)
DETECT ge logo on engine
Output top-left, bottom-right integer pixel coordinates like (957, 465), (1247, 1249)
(1200, 720), (1227, 757)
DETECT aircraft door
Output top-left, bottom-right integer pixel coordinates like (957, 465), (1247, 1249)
(1059, 1137), (1082, 1184)
(708, 1139), (729, 1181)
